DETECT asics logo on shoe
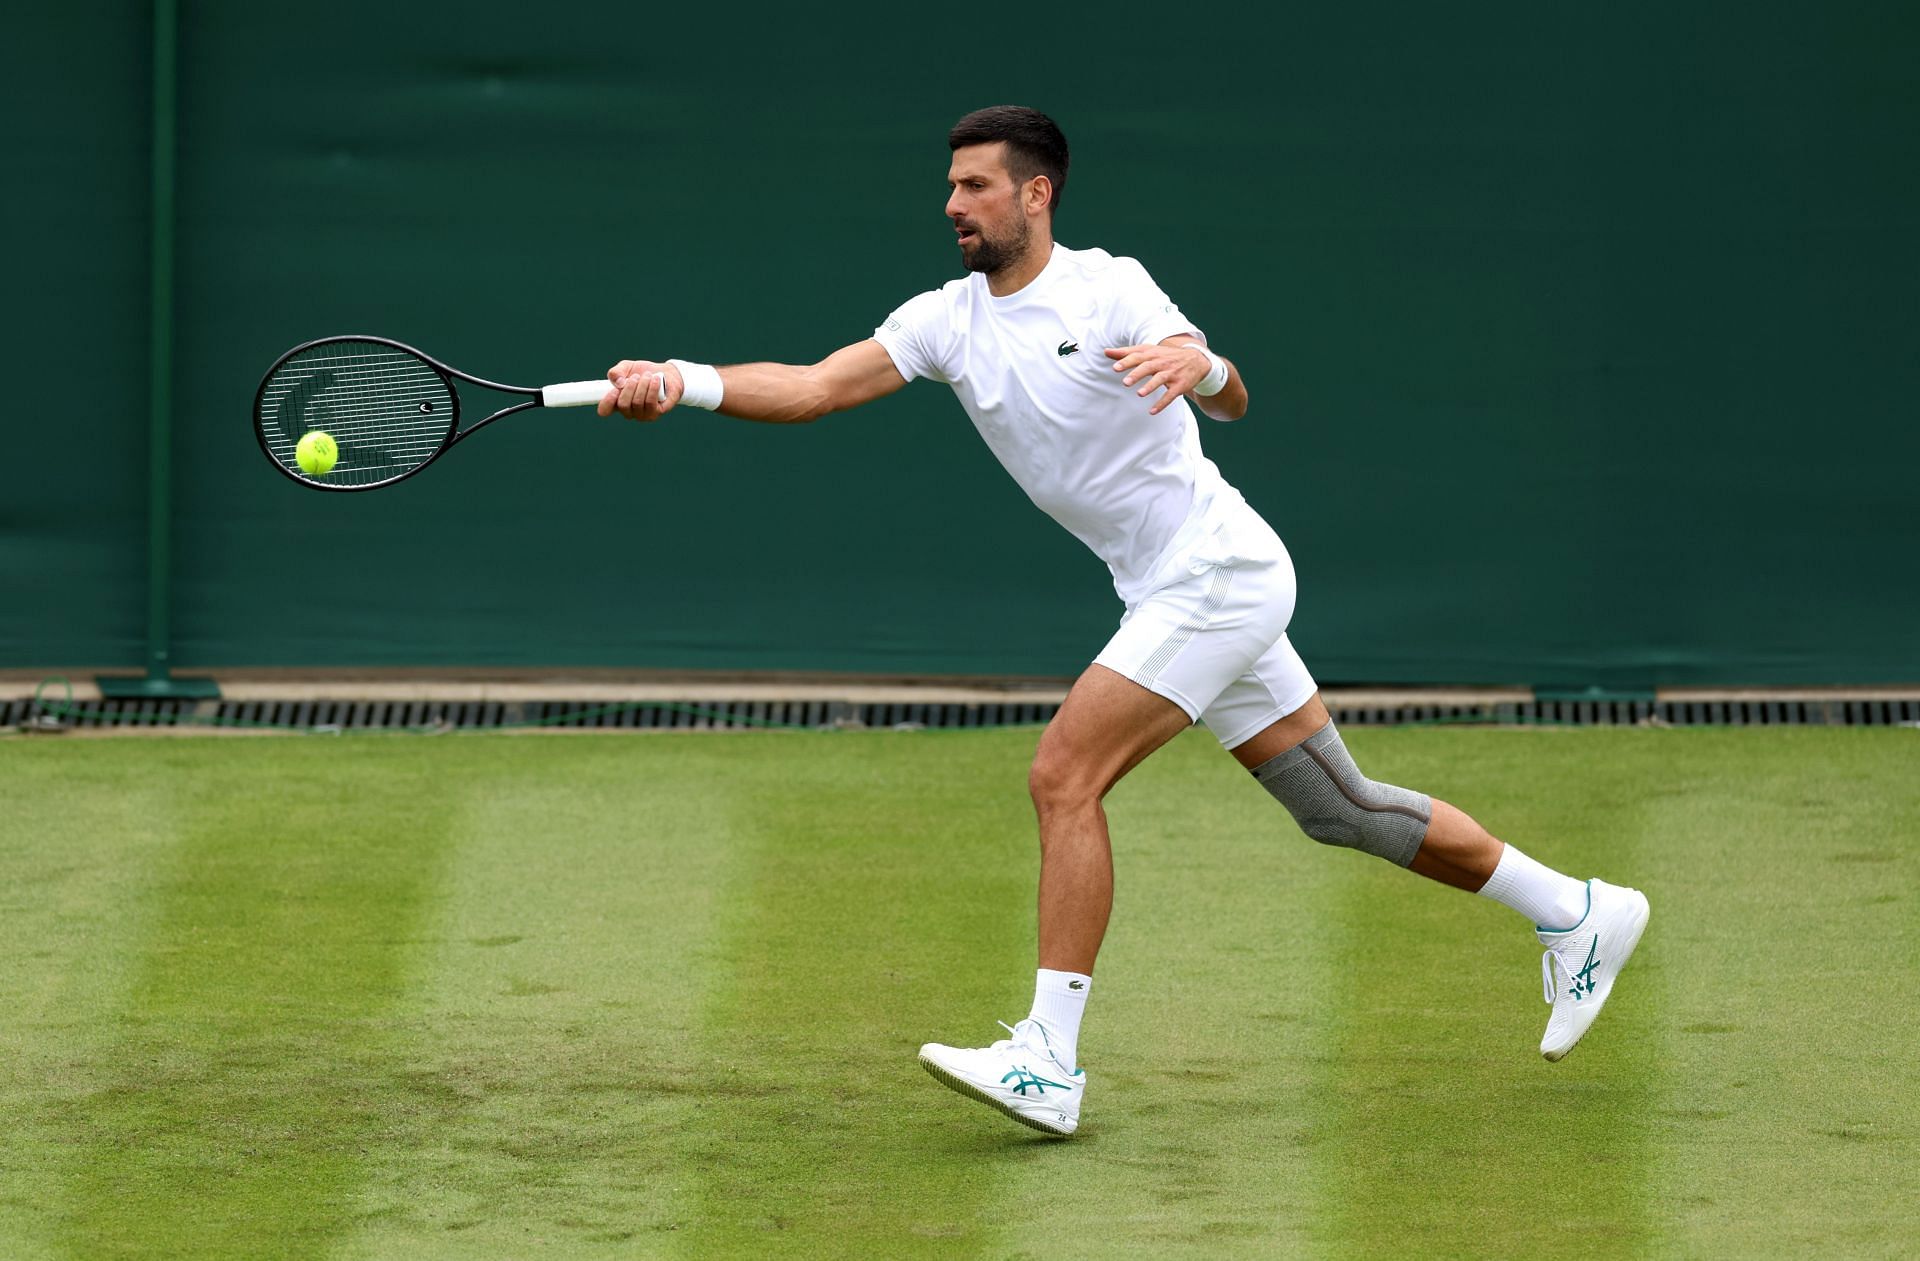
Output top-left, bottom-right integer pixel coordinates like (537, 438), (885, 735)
(1001, 1066), (1072, 1096)
(1068, 980), (1085, 990)
(1570, 939), (1602, 1000)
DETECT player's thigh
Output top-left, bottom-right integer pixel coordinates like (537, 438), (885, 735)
(1031, 664), (1193, 802)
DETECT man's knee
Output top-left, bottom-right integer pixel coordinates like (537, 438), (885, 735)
(1248, 721), (1431, 866)
(1028, 748), (1099, 818)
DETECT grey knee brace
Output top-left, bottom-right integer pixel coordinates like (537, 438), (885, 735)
(1251, 722), (1431, 866)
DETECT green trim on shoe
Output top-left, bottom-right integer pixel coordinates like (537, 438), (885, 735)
(1535, 880), (1594, 935)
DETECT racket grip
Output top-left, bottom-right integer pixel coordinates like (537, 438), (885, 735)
(541, 380), (614, 408)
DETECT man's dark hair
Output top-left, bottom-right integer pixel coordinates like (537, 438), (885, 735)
(948, 106), (1070, 216)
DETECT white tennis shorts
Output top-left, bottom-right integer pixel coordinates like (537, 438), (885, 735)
(1093, 501), (1318, 750)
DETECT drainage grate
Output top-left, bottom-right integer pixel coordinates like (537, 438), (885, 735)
(1328, 698), (1920, 727)
(5, 694), (1919, 733)
(1, 696), (1065, 732)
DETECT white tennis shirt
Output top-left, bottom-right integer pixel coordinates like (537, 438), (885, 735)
(873, 242), (1248, 606)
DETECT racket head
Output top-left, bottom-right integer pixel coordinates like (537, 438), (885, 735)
(254, 336), (461, 491)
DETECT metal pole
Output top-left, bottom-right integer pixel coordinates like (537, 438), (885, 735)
(146, 0), (175, 683)
(100, 0), (217, 699)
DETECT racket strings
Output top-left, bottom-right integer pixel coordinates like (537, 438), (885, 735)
(258, 340), (457, 487)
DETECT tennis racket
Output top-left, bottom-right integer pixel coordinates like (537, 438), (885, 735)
(254, 335), (627, 491)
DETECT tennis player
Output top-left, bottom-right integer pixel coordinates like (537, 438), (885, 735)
(599, 106), (1650, 1137)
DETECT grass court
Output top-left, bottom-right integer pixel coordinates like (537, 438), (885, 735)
(1, 725), (1914, 1258)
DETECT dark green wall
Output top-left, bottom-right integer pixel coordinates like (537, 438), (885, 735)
(8, 5), (1918, 685)
(6, 6), (154, 665)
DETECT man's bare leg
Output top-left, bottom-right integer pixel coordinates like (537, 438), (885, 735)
(916, 664), (1192, 1133)
(1028, 664), (1194, 974)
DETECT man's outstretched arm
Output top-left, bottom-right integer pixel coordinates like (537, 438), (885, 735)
(596, 340), (909, 424)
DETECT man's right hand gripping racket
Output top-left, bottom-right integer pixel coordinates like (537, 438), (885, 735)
(254, 335), (632, 491)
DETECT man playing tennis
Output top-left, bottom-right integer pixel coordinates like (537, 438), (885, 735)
(598, 106), (1649, 1137)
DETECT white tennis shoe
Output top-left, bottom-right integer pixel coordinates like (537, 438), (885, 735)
(918, 1019), (1083, 1137)
(1538, 878), (1651, 1061)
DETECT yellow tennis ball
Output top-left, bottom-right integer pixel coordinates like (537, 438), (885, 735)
(296, 430), (338, 476)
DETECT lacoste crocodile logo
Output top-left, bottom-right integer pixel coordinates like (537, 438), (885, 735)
(1056, 340), (1080, 357)
(1068, 980), (1085, 990)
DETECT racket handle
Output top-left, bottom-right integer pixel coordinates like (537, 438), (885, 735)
(541, 380), (614, 408)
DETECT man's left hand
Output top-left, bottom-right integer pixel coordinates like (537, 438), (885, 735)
(1104, 343), (1213, 415)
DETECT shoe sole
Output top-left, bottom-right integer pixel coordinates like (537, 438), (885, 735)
(1543, 890), (1651, 1062)
(918, 1055), (1076, 1137)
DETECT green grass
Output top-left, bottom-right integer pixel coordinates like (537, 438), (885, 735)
(0, 726), (1914, 1258)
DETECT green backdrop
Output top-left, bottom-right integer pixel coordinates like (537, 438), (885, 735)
(7, 4), (1916, 686)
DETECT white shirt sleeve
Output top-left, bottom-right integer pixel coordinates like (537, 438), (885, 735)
(1110, 256), (1205, 347)
(873, 290), (952, 384)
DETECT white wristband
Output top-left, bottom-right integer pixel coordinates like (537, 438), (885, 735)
(1186, 343), (1229, 397)
(667, 359), (724, 410)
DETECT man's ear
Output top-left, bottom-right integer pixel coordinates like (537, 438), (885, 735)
(1028, 175), (1054, 216)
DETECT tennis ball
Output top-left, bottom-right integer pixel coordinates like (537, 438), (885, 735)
(296, 430), (338, 476)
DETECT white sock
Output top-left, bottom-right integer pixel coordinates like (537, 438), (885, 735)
(1478, 844), (1590, 931)
(1026, 968), (1090, 1068)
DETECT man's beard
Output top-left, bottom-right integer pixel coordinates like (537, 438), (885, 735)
(961, 216), (1031, 275)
